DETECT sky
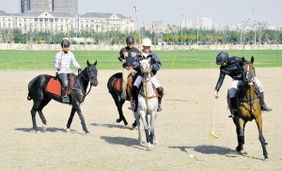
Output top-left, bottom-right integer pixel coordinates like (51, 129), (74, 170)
(0, 0), (281, 26)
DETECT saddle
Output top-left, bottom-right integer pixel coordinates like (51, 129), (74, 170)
(46, 74), (75, 97)
(114, 73), (137, 98)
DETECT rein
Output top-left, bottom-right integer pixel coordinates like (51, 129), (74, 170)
(73, 70), (93, 97)
(143, 74), (158, 114)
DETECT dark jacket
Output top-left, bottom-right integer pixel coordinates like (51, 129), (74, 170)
(215, 56), (244, 91)
(133, 51), (162, 75)
(118, 47), (139, 68)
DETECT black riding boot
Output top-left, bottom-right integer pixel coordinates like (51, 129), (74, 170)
(156, 87), (164, 112)
(229, 97), (238, 118)
(260, 92), (272, 111)
(62, 87), (69, 103)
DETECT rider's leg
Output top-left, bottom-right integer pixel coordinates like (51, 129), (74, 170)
(121, 68), (130, 99)
(58, 73), (69, 103)
(151, 76), (163, 112)
(129, 75), (142, 111)
(253, 77), (272, 111)
(228, 80), (241, 118)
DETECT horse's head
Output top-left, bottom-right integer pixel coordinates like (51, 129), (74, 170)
(140, 59), (152, 76)
(242, 57), (255, 85)
(82, 60), (98, 86)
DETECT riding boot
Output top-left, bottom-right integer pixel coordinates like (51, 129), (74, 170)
(260, 92), (272, 112)
(128, 86), (138, 111)
(229, 97), (238, 118)
(62, 87), (69, 103)
(156, 87), (164, 112)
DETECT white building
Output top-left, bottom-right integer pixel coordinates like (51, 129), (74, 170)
(181, 18), (192, 29)
(0, 10), (134, 33)
(201, 17), (213, 30)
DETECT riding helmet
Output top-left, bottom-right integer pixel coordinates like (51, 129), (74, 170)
(126, 36), (135, 44)
(216, 51), (229, 65)
(61, 39), (71, 48)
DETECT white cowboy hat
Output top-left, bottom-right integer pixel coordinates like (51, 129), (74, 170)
(142, 38), (152, 46)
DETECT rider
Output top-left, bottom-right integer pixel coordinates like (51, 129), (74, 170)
(118, 36), (140, 99)
(130, 38), (164, 112)
(54, 39), (82, 103)
(214, 51), (272, 118)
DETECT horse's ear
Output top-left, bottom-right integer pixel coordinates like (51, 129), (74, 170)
(87, 60), (90, 66)
(251, 56), (254, 64)
(242, 57), (245, 63)
(94, 60), (97, 66)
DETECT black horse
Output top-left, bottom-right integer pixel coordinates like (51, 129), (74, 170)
(27, 60), (98, 133)
(107, 72), (137, 128)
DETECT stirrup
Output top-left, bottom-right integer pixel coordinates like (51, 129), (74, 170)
(228, 114), (238, 118)
(262, 105), (272, 112)
(121, 91), (127, 100)
(62, 96), (70, 103)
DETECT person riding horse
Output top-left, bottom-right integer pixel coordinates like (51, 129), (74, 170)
(54, 39), (82, 103)
(118, 36), (140, 99)
(214, 51), (272, 118)
(130, 38), (164, 112)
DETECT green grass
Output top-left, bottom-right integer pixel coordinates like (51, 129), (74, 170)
(0, 50), (281, 70)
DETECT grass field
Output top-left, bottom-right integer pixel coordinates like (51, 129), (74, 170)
(0, 50), (281, 70)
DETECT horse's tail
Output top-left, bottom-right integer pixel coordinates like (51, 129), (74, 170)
(27, 92), (32, 101)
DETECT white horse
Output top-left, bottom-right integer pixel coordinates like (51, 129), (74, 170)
(134, 59), (159, 150)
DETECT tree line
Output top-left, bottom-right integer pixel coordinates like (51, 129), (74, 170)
(0, 28), (281, 45)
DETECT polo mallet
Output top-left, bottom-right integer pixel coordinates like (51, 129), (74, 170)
(209, 98), (219, 139)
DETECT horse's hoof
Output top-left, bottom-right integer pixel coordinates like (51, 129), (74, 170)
(148, 144), (153, 151)
(116, 119), (122, 123)
(85, 131), (90, 135)
(66, 129), (71, 133)
(236, 150), (248, 155)
(264, 157), (269, 161)
(42, 125), (47, 132)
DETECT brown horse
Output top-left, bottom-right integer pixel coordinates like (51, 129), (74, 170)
(107, 72), (137, 128)
(227, 57), (268, 160)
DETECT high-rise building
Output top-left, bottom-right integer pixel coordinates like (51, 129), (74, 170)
(181, 18), (192, 29)
(201, 17), (213, 30)
(21, 0), (77, 16)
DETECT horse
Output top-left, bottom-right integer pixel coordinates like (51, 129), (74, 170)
(107, 71), (137, 128)
(27, 60), (98, 134)
(133, 59), (159, 150)
(227, 56), (268, 160)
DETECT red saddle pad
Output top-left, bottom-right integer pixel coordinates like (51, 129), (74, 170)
(46, 78), (61, 96)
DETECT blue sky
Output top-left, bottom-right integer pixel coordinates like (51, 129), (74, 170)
(0, 0), (281, 26)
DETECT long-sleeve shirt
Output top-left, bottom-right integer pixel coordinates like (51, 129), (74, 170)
(215, 56), (244, 91)
(118, 47), (140, 68)
(54, 51), (81, 74)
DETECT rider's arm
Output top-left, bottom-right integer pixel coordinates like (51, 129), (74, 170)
(71, 53), (81, 69)
(151, 53), (162, 72)
(54, 52), (61, 71)
(118, 49), (124, 62)
(214, 70), (226, 92)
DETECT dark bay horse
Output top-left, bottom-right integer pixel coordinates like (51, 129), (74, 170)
(27, 60), (98, 133)
(107, 72), (137, 128)
(228, 57), (268, 160)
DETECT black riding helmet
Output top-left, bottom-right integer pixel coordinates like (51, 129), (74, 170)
(216, 51), (229, 65)
(61, 39), (71, 48)
(126, 36), (135, 44)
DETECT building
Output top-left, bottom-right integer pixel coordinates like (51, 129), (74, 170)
(201, 17), (213, 30)
(181, 18), (192, 29)
(21, 0), (78, 16)
(0, 10), (134, 33)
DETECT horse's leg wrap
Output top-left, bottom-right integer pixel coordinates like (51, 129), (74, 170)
(145, 129), (150, 143)
(149, 133), (154, 144)
(238, 135), (245, 145)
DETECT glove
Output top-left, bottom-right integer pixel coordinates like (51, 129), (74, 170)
(214, 91), (219, 99)
(78, 68), (82, 74)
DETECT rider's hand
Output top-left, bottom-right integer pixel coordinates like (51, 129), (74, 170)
(214, 91), (219, 99)
(57, 66), (61, 71)
(122, 59), (126, 64)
